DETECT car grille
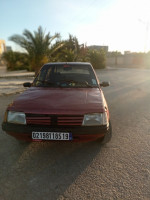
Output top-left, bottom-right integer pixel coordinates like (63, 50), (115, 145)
(26, 116), (51, 125)
(26, 114), (83, 126)
(57, 116), (83, 126)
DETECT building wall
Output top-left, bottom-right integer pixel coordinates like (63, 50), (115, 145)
(106, 54), (150, 68)
(0, 40), (6, 55)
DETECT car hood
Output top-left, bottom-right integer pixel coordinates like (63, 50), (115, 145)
(9, 87), (105, 115)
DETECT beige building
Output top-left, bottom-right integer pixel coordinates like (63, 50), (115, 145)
(0, 40), (6, 54)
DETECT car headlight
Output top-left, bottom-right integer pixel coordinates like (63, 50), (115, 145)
(82, 113), (108, 126)
(7, 111), (26, 125)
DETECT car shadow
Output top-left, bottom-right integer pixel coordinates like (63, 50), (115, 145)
(0, 139), (102, 200)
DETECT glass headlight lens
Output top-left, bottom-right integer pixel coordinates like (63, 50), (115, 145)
(82, 113), (108, 126)
(7, 111), (26, 124)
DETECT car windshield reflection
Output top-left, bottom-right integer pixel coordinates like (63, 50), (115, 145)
(33, 64), (98, 88)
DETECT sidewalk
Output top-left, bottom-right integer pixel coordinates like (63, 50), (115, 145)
(0, 68), (35, 78)
(0, 66), (35, 96)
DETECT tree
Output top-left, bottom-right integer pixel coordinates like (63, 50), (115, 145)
(89, 49), (106, 69)
(8, 28), (106, 71)
(9, 26), (62, 73)
(78, 44), (90, 62)
(2, 51), (29, 70)
(51, 34), (80, 62)
(51, 34), (89, 62)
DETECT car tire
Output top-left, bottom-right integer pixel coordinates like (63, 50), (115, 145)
(99, 121), (112, 144)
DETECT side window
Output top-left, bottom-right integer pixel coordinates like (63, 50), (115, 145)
(45, 68), (52, 80)
(33, 68), (48, 86)
(38, 69), (47, 80)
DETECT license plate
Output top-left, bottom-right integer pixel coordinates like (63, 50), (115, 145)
(32, 132), (72, 141)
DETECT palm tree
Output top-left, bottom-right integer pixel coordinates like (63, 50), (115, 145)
(51, 34), (83, 62)
(9, 26), (63, 73)
(65, 34), (80, 61)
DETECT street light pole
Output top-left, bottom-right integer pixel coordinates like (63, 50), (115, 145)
(139, 19), (150, 52)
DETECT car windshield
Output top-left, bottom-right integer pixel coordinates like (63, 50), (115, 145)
(33, 64), (99, 88)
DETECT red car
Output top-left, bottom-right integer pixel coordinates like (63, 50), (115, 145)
(2, 62), (112, 143)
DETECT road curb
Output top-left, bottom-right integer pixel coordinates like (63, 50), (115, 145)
(0, 74), (35, 79)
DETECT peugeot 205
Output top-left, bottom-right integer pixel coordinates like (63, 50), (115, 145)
(2, 62), (112, 143)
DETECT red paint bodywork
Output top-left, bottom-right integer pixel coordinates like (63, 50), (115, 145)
(9, 87), (106, 115)
(7, 132), (105, 142)
(3, 62), (110, 142)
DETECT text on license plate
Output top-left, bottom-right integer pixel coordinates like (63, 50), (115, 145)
(32, 132), (72, 140)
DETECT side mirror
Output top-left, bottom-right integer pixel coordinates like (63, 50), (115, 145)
(23, 82), (31, 87)
(100, 81), (110, 87)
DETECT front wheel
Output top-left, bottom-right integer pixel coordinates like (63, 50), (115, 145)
(99, 121), (112, 144)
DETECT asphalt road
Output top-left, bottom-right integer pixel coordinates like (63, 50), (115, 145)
(0, 68), (150, 200)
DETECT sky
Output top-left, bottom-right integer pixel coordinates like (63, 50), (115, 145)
(1, 0), (150, 53)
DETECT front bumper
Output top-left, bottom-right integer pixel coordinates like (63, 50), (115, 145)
(2, 122), (108, 142)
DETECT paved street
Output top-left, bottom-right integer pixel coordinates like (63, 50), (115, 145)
(0, 77), (34, 96)
(0, 67), (34, 96)
(0, 68), (150, 200)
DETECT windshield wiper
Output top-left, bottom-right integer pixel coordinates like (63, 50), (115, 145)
(58, 80), (96, 88)
(79, 81), (96, 88)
